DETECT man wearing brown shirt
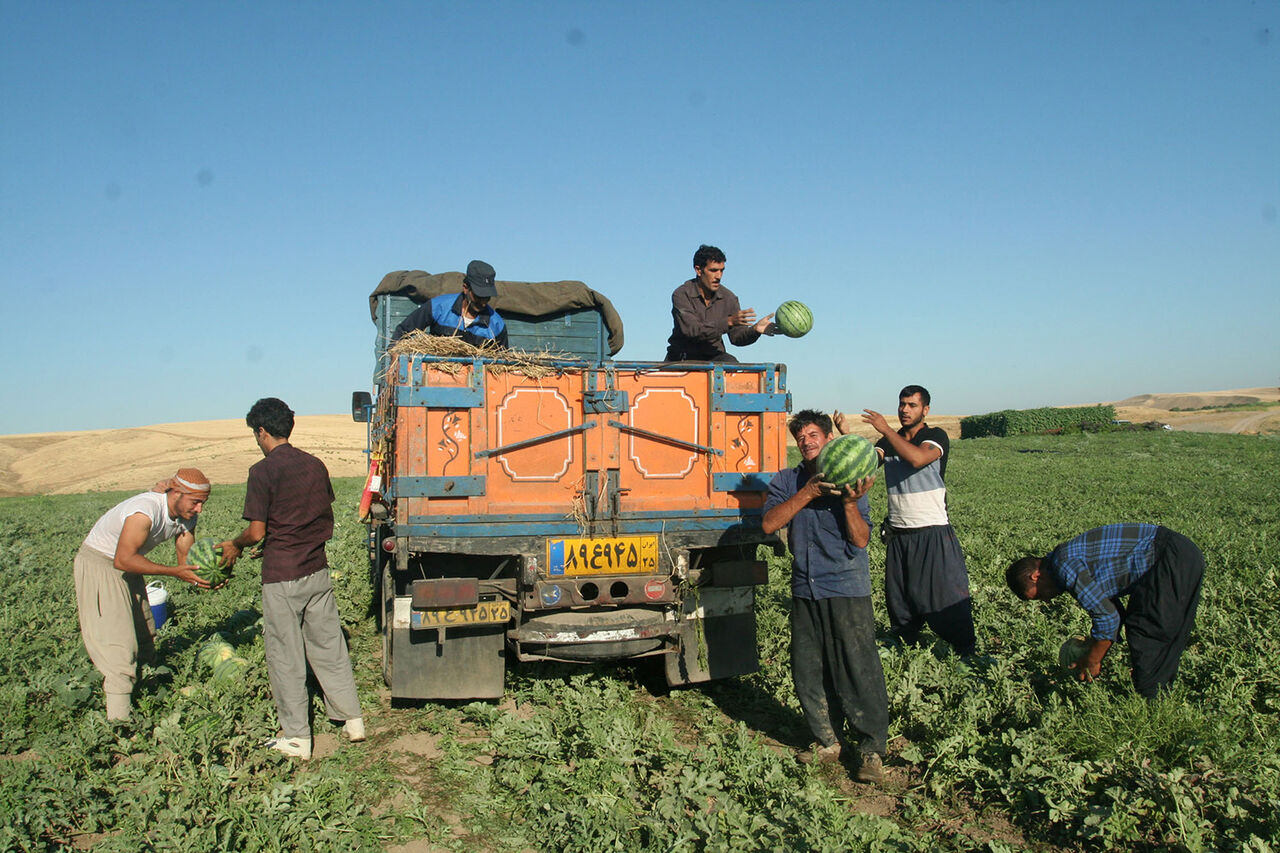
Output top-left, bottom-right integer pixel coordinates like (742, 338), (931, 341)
(664, 244), (775, 362)
(221, 397), (364, 759)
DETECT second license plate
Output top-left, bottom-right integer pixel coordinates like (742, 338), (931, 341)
(546, 536), (659, 577)
(411, 600), (511, 629)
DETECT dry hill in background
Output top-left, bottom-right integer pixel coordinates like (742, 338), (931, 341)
(1, 388), (1276, 498)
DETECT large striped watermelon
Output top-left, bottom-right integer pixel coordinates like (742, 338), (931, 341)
(189, 537), (229, 586)
(774, 301), (813, 338)
(817, 434), (878, 487)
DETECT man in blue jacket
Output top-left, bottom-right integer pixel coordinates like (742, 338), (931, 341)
(392, 259), (507, 348)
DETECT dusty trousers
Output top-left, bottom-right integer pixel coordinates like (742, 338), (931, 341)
(73, 544), (156, 718)
(790, 595), (889, 756)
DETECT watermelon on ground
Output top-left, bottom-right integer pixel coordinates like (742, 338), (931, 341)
(774, 301), (813, 338)
(1058, 635), (1090, 669)
(817, 434), (878, 487)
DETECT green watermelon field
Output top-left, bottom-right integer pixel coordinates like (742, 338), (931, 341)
(1, 429), (1278, 851)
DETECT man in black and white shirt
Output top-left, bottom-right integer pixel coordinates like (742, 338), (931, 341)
(838, 385), (976, 656)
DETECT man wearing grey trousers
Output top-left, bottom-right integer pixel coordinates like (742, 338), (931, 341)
(220, 397), (364, 759)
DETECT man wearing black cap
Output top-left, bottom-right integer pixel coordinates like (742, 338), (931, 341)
(391, 259), (508, 347)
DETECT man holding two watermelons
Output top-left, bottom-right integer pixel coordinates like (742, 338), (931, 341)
(836, 385), (977, 657)
(763, 410), (889, 784)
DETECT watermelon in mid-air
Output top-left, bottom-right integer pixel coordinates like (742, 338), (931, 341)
(774, 301), (813, 338)
(817, 434), (878, 487)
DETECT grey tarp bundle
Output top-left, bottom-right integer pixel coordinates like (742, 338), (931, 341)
(369, 270), (625, 356)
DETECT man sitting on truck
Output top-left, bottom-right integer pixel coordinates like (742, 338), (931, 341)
(665, 244), (773, 362)
(391, 259), (508, 348)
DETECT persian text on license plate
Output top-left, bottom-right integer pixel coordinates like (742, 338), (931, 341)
(546, 536), (660, 577)
(411, 600), (511, 629)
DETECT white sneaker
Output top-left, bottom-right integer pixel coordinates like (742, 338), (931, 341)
(343, 718), (366, 742)
(265, 736), (312, 760)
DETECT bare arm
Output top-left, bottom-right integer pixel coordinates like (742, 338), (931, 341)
(1070, 637), (1114, 682)
(861, 409), (941, 469)
(114, 513), (210, 588)
(761, 477), (826, 535)
(218, 520), (267, 568)
(840, 476), (876, 548)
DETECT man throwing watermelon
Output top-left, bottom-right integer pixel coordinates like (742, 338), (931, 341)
(763, 410), (888, 784)
(1006, 524), (1204, 698)
(74, 468), (215, 722)
(664, 244), (774, 362)
(837, 385), (976, 657)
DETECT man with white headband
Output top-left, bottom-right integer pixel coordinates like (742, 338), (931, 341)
(75, 467), (215, 722)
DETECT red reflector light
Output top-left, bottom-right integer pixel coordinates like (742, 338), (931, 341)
(382, 538), (396, 552)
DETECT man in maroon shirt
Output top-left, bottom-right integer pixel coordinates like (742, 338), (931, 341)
(664, 244), (775, 362)
(220, 397), (364, 759)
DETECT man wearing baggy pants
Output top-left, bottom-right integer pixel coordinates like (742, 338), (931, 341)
(763, 410), (890, 785)
(74, 469), (214, 721)
(1006, 523), (1205, 698)
(220, 397), (364, 759)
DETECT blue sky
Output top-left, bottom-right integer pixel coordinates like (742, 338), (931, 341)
(2, 1), (1276, 434)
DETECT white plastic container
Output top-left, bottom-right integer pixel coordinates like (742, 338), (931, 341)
(146, 581), (169, 629)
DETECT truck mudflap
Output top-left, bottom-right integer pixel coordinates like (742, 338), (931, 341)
(665, 584), (760, 687)
(387, 596), (507, 700)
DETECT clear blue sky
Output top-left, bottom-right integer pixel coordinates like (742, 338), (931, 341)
(2, 1), (1277, 434)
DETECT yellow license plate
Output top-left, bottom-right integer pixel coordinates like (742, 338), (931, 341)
(546, 536), (659, 577)
(411, 600), (511, 629)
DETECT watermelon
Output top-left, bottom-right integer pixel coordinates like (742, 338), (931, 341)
(212, 656), (250, 684)
(1058, 635), (1090, 669)
(774, 300), (813, 338)
(188, 537), (228, 586)
(817, 434), (878, 487)
(198, 634), (235, 670)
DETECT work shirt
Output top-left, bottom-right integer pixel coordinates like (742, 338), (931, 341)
(82, 491), (196, 559)
(765, 463), (872, 600)
(1044, 523), (1160, 641)
(392, 293), (508, 348)
(243, 443), (335, 584)
(665, 279), (761, 361)
(876, 425), (951, 529)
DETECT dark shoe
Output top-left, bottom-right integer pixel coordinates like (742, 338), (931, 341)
(797, 742), (842, 765)
(854, 752), (883, 784)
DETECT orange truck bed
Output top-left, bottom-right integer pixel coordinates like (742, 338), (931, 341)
(357, 288), (792, 699)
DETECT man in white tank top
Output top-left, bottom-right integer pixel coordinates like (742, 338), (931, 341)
(75, 468), (216, 722)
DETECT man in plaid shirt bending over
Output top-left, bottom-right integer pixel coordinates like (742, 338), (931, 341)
(1006, 523), (1204, 698)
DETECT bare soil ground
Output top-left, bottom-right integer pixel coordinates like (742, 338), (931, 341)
(2, 388), (1276, 498)
(0, 415), (368, 498)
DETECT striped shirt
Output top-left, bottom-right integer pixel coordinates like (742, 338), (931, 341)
(877, 425), (950, 528)
(1044, 523), (1160, 640)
